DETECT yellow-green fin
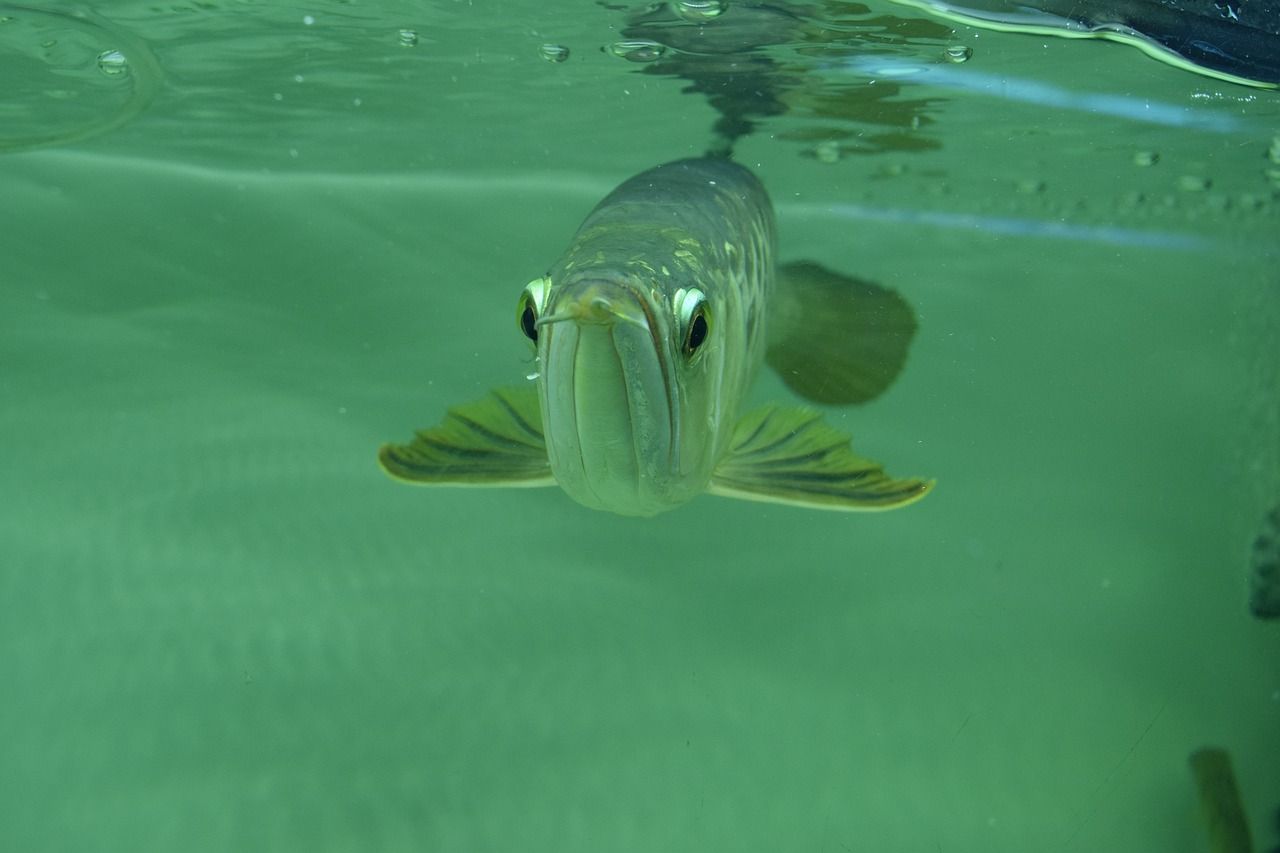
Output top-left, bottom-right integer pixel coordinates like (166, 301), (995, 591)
(709, 404), (933, 511)
(767, 261), (917, 405)
(378, 384), (554, 487)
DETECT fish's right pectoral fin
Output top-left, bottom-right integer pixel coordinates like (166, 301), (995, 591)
(710, 404), (933, 511)
(378, 384), (556, 487)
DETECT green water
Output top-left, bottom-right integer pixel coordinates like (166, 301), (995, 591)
(2, 3), (1277, 851)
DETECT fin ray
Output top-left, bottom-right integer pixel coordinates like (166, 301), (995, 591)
(711, 404), (932, 511)
(379, 385), (555, 487)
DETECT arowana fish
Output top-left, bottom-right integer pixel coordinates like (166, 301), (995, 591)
(380, 157), (933, 517)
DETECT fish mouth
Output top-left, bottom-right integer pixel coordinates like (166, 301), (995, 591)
(536, 285), (649, 328)
(537, 277), (679, 516)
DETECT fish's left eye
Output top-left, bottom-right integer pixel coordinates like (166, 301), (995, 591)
(675, 288), (710, 358)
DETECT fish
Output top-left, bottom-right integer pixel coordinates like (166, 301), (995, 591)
(379, 157), (933, 517)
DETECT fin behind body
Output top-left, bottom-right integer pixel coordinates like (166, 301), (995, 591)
(767, 261), (918, 406)
(710, 404), (933, 511)
(378, 384), (555, 487)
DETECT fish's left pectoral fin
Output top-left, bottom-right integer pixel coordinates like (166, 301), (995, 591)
(710, 404), (933, 511)
(768, 261), (918, 406)
(378, 384), (556, 487)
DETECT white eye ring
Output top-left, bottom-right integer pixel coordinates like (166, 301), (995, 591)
(517, 276), (552, 342)
(673, 288), (709, 356)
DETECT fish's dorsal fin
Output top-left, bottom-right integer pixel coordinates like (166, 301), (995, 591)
(767, 261), (918, 406)
(710, 404), (933, 511)
(378, 384), (555, 487)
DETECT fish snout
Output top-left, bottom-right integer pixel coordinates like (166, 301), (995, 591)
(540, 280), (650, 329)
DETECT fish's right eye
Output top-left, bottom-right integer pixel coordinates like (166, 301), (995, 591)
(518, 277), (552, 344)
(518, 295), (538, 342)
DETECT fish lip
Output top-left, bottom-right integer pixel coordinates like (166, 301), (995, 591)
(541, 275), (652, 328)
(544, 275), (673, 413)
(537, 273), (682, 513)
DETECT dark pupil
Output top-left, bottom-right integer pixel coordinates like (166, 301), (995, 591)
(520, 302), (538, 341)
(687, 310), (708, 352)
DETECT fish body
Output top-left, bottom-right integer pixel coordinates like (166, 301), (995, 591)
(381, 158), (932, 517)
(533, 158), (772, 515)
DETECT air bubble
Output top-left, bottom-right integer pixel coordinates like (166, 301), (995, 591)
(96, 49), (128, 77)
(815, 140), (840, 164)
(539, 43), (570, 63)
(607, 40), (667, 62)
(398, 29), (418, 47)
(944, 45), (972, 63)
(0, 8), (163, 153)
(672, 0), (727, 22)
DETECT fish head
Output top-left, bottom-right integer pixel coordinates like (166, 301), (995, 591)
(517, 271), (729, 516)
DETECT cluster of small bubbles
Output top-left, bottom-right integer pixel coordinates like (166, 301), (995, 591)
(944, 45), (972, 63)
(1238, 193), (1265, 211)
(815, 140), (841, 163)
(96, 49), (129, 77)
(1177, 175), (1211, 192)
(671, 0), (727, 22)
(607, 40), (667, 62)
(539, 43), (570, 63)
(1133, 150), (1159, 167)
(398, 28), (418, 47)
(1120, 190), (1145, 208)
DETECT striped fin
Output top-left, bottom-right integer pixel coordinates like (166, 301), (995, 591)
(379, 385), (554, 487)
(710, 404), (933, 510)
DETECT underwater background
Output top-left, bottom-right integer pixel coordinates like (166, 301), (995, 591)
(1, 2), (1277, 851)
